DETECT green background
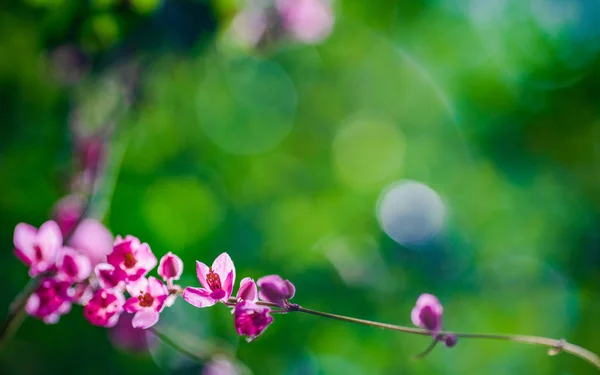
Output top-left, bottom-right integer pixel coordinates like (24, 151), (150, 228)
(1, 0), (599, 374)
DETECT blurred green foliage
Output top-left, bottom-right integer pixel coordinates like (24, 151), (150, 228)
(1, 0), (599, 374)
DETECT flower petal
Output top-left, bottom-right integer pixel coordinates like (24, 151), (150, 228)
(182, 287), (217, 308)
(212, 252), (235, 291)
(223, 270), (234, 300)
(132, 310), (160, 329)
(236, 277), (258, 302)
(124, 297), (142, 313)
(126, 277), (148, 296)
(37, 220), (63, 258)
(195, 261), (211, 290)
(13, 223), (37, 263)
(147, 277), (168, 298)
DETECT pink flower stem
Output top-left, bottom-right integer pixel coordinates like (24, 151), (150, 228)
(229, 298), (600, 370)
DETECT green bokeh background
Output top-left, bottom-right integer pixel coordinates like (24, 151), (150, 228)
(1, 0), (599, 374)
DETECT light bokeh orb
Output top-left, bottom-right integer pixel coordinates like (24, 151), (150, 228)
(376, 180), (446, 248)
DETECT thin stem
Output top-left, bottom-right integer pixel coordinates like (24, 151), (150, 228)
(293, 305), (600, 370)
(148, 327), (203, 363)
(413, 339), (439, 359)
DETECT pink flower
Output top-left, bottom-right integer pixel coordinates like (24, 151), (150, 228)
(123, 277), (168, 329)
(158, 252), (183, 287)
(183, 252), (235, 308)
(277, 0), (334, 44)
(257, 275), (295, 307)
(52, 195), (85, 236)
(55, 247), (92, 283)
(84, 288), (125, 327)
(13, 221), (62, 276)
(233, 300), (274, 342)
(236, 277), (258, 302)
(68, 218), (113, 266)
(95, 263), (127, 290)
(411, 293), (443, 333)
(25, 278), (72, 324)
(107, 235), (156, 282)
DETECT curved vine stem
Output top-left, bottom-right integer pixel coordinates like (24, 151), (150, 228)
(289, 304), (600, 370)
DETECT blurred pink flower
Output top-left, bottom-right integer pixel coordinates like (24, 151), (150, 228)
(84, 288), (125, 327)
(277, 0), (334, 44)
(123, 277), (168, 329)
(158, 252), (184, 288)
(411, 293), (443, 334)
(55, 247), (92, 283)
(233, 300), (273, 342)
(203, 355), (240, 375)
(72, 282), (94, 305)
(108, 312), (156, 353)
(257, 274), (295, 307)
(183, 252), (235, 308)
(231, 7), (269, 48)
(25, 278), (72, 324)
(68, 218), (113, 266)
(236, 277), (258, 302)
(52, 195), (85, 236)
(107, 235), (157, 282)
(13, 220), (62, 277)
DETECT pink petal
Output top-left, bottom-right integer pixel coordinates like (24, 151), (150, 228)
(37, 220), (63, 257)
(182, 287), (217, 308)
(223, 271), (234, 300)
(132, 310), (160, 329)
(147, 277), (168, 298)
(195, 261), (211, 290)
(212, 253), (235, 292)
(126, 277), (148, 296)
(284, 280), (296, 299)
(124, 297), (142, 313)
(415, 294), (443, 314)
(236, 277), (258, 302)
(57, 247), (92, 282)
(95, 263), (126, 289)
(136, 242), (157, 272)
(13, 223), (37, 263)
(68, 218), (113, 266)
(25, 293), (40, 315)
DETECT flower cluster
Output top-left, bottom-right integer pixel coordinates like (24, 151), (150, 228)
(14, 222), (455, 349)
(182, 253), (296, 342)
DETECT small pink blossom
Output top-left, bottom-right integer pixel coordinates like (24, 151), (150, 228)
(183, 252), (235, 308)
(411, 293), (443, 334)
(25, 278), (72, 324)
(257, 274), (295, 307)
(236, 277), (258, 302)
(95, 263), (127, 290)
(123, 277), (168, 329)
(13, 220), (62, 276)
(52, 195), (85, 236)
(107, 235), (157, 282)
(233, 300), (274, 342)
(158, 252), (183, 287)
(55, 247), (92, 283)
(84, 288), (125, 327)
(277, 0), (334, 44)
(68, 218), (113, 266)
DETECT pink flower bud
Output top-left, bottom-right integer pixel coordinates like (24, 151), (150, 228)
(411, 293), (444, 334)
(257, 274), (295, 307)
(158, 252), (183, 282)
(13, 220), (62, 277)
(25, 278), (72, 324)
(84, 288), (125, 327)
(277, 0), (334, 44)
(233, 300), (274, 342)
